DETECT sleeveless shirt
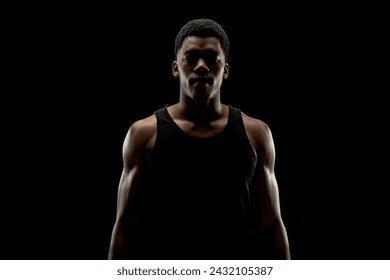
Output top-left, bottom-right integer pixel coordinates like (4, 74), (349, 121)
(137, 104), (258, 259)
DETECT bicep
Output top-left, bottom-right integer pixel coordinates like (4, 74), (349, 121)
(250, 123), (282, 231)
(116, 164), (146, 226)
(115, 125), (146, 223)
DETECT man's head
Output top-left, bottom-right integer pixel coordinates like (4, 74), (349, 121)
(174, 18), (230, 61)
(172, 18), (230, 104)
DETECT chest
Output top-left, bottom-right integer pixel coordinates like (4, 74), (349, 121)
(149, 128), (257, 179)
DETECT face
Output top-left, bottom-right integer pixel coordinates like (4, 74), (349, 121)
(172, 36), (229, 103)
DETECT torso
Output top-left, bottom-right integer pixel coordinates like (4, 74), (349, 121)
(136, 103), (258, 259)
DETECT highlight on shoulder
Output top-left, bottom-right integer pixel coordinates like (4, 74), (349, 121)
(124, 114), (157, 158)
(240, 112), (274, 154)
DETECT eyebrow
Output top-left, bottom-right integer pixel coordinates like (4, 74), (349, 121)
(184, 49), (220, 55)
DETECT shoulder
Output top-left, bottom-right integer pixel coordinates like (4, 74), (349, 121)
(128, 115), (157, 139)
(123, 114), (157, 159)
(240, 111), (275, 154)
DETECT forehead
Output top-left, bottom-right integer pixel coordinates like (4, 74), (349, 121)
(180, 36), (223, 54)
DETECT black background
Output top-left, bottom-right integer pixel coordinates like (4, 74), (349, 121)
(2, 4), (388, 260)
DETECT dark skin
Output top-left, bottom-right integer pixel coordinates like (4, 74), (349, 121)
(108, 36), (291, 260)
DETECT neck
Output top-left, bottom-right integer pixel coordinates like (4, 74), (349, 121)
(177, 97), (224, 124)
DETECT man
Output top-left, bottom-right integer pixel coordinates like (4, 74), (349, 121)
(108, 18), (290, 260)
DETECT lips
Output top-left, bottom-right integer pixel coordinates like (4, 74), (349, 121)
(190, 76), (213, 86)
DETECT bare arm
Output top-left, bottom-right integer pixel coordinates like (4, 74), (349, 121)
(243, 114), (291, 259)
(108, 117), (156, 259)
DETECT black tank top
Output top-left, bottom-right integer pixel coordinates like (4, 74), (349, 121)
(138, 104), (257, 259)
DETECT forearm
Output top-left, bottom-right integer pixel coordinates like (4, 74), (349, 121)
(108, 222), (129, 260)
(256, 219), (291, 260)
(270, 220), (290, 259)
(108, 217), (142, 260)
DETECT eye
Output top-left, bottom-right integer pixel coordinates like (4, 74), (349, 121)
(206, 54), (221, 64)
(183, 53), (221, 65)
(184, 54), (198, 64)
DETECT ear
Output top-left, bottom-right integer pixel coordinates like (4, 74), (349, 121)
(172, 61), (179, 77)
(223, 63), (229, 79)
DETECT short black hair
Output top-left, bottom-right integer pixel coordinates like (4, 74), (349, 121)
(174, 18), (230, 60)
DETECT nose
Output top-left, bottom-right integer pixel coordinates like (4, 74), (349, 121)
(194, 58), (209, 74)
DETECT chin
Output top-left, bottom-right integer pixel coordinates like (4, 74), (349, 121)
(192, 94), (211, 104)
